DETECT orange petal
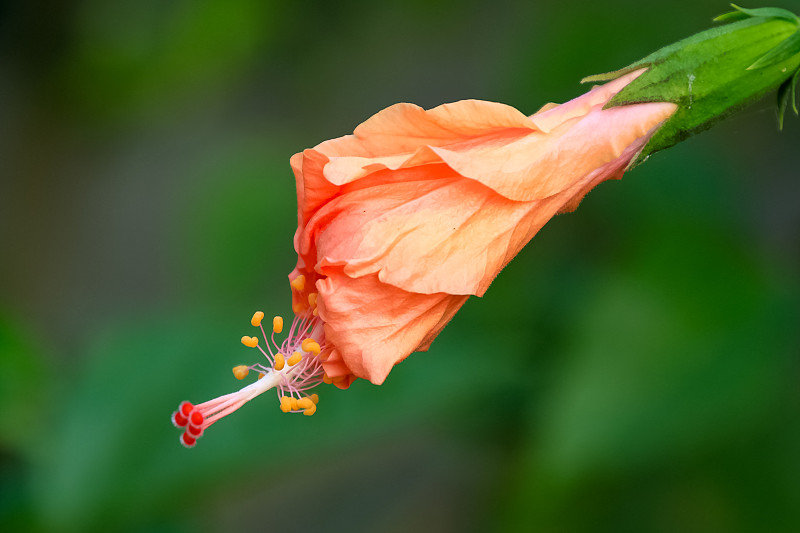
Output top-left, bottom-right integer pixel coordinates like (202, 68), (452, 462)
(429, 101), (676, 202)
(315, 100), (539, 159)
(320, 125), (532, 189)
(291, 99), (542, 229)
(292, 148), (341, 229)
(321, 349), (351, 378)
(316, 269), (468, 384)
(305, 144), (647, 297)
(529, 69), (647, 132)
(306, 171), (531, 296)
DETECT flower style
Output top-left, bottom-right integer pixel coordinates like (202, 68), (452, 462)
(171, 69), (676, 447)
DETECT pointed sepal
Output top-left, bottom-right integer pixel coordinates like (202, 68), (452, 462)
(582, 5), (800, 165)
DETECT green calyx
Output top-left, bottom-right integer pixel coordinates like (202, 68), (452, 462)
(582, 4), (800, 166)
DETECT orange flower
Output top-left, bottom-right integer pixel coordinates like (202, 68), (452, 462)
(170, 69), (675, 447)
(291, 69), (675, 385)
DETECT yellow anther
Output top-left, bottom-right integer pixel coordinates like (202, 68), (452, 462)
(272, 315), (284, 334)
(232, 365), (250, 380)
(303, 404), (317, 416)
(297, 397), (314, 409)
(322, 373), (332, 384)
(290, 275), (306, 292)
(241, 336), (258, 348)
(287, 351), (302, 366)
(308, 293), (318, 307)
(258, 372), (265, 380)
(279, 396), (292, 413)
(292, 302), (306, 314)
(310, 394), (319, 404)
(312, 308), (319, 317)
(301, 338), (321, 355)
(251, 311), (264, 327)
(273, 353), (285, 371)
(290, 397), (299, 411)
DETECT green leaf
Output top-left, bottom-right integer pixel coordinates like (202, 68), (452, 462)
(792, 67), (800, 114)
(715, 4), (800, 24)
(749, 29), (800, 69)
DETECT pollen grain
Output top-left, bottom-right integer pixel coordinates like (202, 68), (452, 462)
(232, 365), (250, 380)
(287, 351), (302, 366)
(241, 336), (259, 348)
(290, 275), (306, 291)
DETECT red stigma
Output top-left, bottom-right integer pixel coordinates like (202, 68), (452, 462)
(180, 433), (196, 448)
(180, 401), (194, 416)
(171, 411), (188, 428)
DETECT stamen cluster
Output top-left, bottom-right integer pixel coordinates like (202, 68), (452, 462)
(170, 281), (332, 448)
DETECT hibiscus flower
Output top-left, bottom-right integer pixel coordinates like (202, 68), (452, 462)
(170, 69), (676, 447)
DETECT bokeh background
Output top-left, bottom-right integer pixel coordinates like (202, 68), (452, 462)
(1, 1), (799, 532)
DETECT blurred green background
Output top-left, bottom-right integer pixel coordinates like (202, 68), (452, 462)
(1, 1), (799, 532)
